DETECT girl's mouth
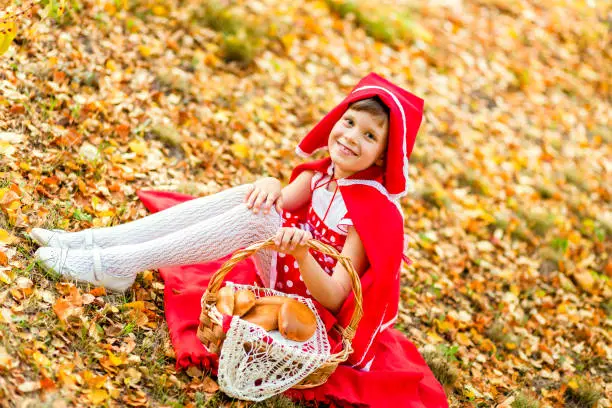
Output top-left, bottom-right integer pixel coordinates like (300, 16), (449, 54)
(337, 142), (357, 156)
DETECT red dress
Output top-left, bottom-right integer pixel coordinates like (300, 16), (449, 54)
(274, 170), (353, 299)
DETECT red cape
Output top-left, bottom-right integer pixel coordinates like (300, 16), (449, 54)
(287, 157), (403, 370)
(137, 190), (448, 408)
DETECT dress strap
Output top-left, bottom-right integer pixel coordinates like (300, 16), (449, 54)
(321, 184), (339, 223)
(312, 172), (339, 224)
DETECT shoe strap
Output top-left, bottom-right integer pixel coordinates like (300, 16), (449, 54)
(59, 249), (70, 274)
(85, 230), (94, 249)
(92, 249), (102, 281)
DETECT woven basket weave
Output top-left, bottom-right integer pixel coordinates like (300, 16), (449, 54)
(197, 237), (363, 389)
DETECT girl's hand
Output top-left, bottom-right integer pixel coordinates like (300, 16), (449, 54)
(274, 227), (313, 260)
(245, 177), (281, 214)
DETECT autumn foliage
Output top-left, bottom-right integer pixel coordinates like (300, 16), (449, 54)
(0, 0), (610, 406)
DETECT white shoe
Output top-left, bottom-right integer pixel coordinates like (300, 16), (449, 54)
(35, 247), (135, 292)
(30, 228), (95, 249)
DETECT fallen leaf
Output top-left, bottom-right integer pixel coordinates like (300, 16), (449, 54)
(17, 380), (41, 393)
(202, 376), (219, 393)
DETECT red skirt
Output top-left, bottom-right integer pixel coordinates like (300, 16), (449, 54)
(138, 190), (448, 408)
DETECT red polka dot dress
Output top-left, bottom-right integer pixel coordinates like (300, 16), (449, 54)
(274, 169), (353, 299)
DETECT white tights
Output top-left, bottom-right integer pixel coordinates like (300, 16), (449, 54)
(35, 185), (281, 285)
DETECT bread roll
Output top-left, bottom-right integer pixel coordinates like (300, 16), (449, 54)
(233, 289), (256, 317)
(278, 299), (317, 342)
(215, 286), (234, 315)
(255, 295), (289, 306)
(242, 304), (281, 331)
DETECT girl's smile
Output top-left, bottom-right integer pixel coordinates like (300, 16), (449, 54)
(336, 141), (357, 156)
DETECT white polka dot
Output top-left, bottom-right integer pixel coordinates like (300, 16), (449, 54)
(279, 253), (285, 258)
(278, 282), (283, 288)
(286, 280), (293, 288)
(330, 236), (336, 242)
(286, 212), (291, 217)
(316, 221), (320, 227)
(293, 261), (299, 268)
(299, 275), (303, 281)
(322, 228), (326, 234)
(306, 289), (310, 295)
(284, 265), (289, 272)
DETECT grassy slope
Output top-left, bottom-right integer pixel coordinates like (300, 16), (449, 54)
(0, 0), (610, 406)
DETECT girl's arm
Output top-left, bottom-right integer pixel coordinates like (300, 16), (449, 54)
(277, 226), (368, 313)
(277, 170), (314, 212)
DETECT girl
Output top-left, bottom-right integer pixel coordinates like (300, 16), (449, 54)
(33, 73), (448, 407)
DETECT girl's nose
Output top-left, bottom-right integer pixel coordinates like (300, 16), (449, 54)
(343, 128), (359, 144)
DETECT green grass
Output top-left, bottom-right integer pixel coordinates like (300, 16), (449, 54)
(191, 1), (265, 65)
(564, 378), (601, 408)
(520, 209), (556, 237)
(422, 349), (459, 388)
(511, 391), (540, 408)
(418, 186), (452, 209)
(564, 167), (589, 191)
(457, 169), (489, 195)
(325, 0), (417, 45)
(486, 321), (520, 351)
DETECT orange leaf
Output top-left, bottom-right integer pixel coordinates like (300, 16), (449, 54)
(89, 287), (107, 297)
(115, 124), (130, 139)
(202, 376), (219, 393)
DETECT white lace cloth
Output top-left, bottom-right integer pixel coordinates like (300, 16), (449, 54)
(213, 282), (331, 401)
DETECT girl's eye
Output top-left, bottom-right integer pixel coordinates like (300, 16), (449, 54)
(345, 118), (353, 126)
(366, 133), (376, 140)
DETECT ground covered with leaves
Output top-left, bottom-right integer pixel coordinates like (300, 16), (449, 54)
(0, 0), (610, 407)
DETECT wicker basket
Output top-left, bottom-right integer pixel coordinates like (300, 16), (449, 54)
(197, 237), (363, 389)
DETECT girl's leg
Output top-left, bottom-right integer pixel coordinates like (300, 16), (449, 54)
(35, 204), (281, 291)
(31, 184), (253, 249)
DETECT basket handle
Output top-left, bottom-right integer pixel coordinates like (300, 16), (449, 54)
(201, 237), (363, 344)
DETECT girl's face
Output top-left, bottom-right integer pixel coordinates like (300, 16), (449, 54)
(328, 108), (389, 179)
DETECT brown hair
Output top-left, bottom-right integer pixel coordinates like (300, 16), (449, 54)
(347, 96), (390, 126)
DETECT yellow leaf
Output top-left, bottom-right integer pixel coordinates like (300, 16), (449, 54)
(124, 300), (145, 310)
(505, 342), (517, 350)
(96, 210), (116, 217)
(568, 231), (582, 244)
(138, 45), (152, 57)
(83, 370), (107, 388)
(426, 330), (444, 344)
(32, 351), (51, 368)
(281, 34), (296, 50)
(152, 5), (168, 16)
(88, 389), (109, 404)
(457, 332), (472, 346)
(57, 0), (67, 16)
(0, 229), (18, 245)
(128, 140), (147, 155)
(567, 379), (579, 390)
(107, 351), (126, 366)
(105, 59), (117, 71)
(0, 141), (15, 156)
(0, 269), (13, 284)
(0, 19), (18, 55)
(230, 143), (250, 159)
(435, 319), (454, 333)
